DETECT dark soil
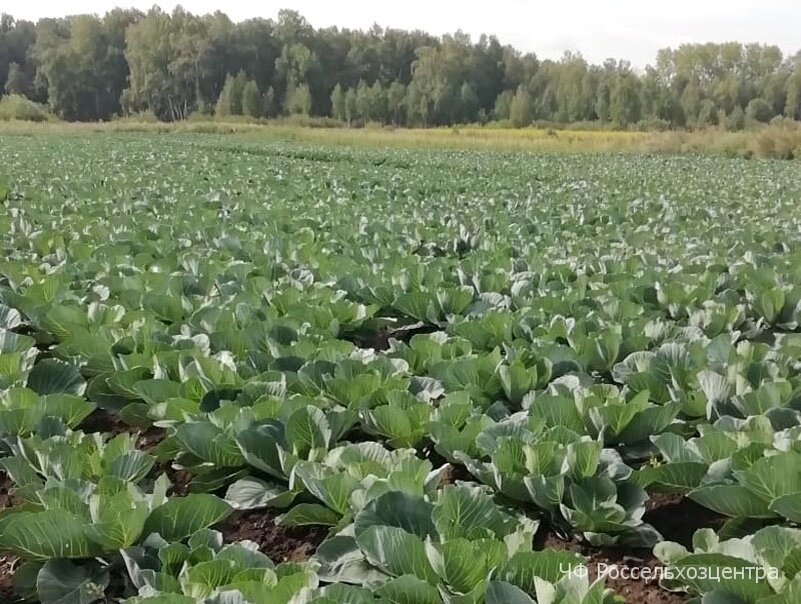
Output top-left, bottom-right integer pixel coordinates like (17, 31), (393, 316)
(164, 467), (192, 496)
(81, 407), (167, 455)
(137, 426), (166, 452)
(644, 492), (724, 548)
(80, 408), (128, 436)
(350, 329), (393, 351)
(436, 462), (473, 488)
(218, 509), (329, 563)
(0, 555), (18, 604)
(387, 323), (440, 343)
(349, 323), (440, 351)
(0, 472), (18, 603)
(1, 378), (716, 604)
(148, 460), (191, 496)
(0, 472), (16, 509)
(528, 493), (719, 604)
(536, 531), (686, 604)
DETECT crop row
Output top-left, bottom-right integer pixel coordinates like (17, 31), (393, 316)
(3, 136), (801, 603)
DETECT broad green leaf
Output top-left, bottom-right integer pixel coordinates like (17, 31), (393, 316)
(277, 503), (341, 527)
(689, 485), (774, 518)
(354, 491), (435, 539)
(496, 550), (585, 589)
(143, 495), (232, 541)
(176, 421), (245, 468)
(143, 293), (184, 324)
(432, 484), (515, 541)
(355, 526), (437, 584)
(485, 581), (536, 604)
(88, 491), (149, 549)
(26, 360), (86, 396)
(375, 574), (441, 604)
(769, 492), (801, 523)
(36, 560), (109, 604)
(636, 462), (707, 492)
(235, 419), (287, 480)
(285, 406), (332, 455)
(225, 477), (295, 510)
(0, 510), (98, 559)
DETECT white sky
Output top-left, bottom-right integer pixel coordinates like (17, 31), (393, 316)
(10, 1), (801, 66)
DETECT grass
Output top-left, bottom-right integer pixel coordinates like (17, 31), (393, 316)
(268, 124), (648, 152)
(0, 118), (800, 158)
(0, 119), (645, 153)
(638, 125), (801, 160)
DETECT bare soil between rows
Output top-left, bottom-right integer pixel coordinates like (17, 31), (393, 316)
(0, 471), (19, 603)
(218, 509), (329, 563)
(533, 494), (722, 603)
(209, 476), (714, 603)
(0, 410), (716, 603)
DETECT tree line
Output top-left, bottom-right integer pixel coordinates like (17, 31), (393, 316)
(2, 8), (801, 128)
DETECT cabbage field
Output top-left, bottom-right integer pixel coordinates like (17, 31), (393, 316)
(2, 134), (801, 604)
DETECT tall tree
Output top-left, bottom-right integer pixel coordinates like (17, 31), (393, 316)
(285, 82), (312, 115)
(609, 71), (642, 127)
(3, 61), (25, 95)
(386, 81), (405, 125)
(1, 8), (801, 129)
(330, 83), (346, 121)
(345, 87), (358, 126)
(242, 79), (261, 118)
(0, 15), (37, 100)
(509, 85), (533, 127)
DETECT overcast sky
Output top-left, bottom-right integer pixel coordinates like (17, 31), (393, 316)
(10, 1), (801, 66)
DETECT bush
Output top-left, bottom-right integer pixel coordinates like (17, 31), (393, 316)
(485, 119), (514, 129)
(112, 111), (159, 123)
(509, 86), (534, 128)
(635, 117), (671, 132)
(0, 94), (48, 122)
(273, 114), (343, 129)
(723, 106), (745, 131)
(745, 98), (773, 124)
(696, 100), (719, 127)
(749, 125), (801, 160)
(529, 119), (619, 132)
(186, 111), (216, 123)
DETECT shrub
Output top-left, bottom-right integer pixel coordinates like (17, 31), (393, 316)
(186, 111), (215, 123)
(0, 94), (48, 122)
(696, 100), (719, 127)
(749, 125), (801, 160)
(112, 111), (159, 123)
(723, 106), (745, 131)
(509, 86), (534, 128)
(274, 114), (342, 129)
(746, 98), (773, 124)
(635, 117), (671, 132)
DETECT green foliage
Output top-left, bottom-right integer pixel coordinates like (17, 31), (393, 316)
(726, 105), (746, 130)
(3, 61), (27, 96)
(509, 86), (533, 127)
(241, 80), (261, 119)
(285, 82), (312, 116)
(2, 9), (800, 128)
(261, 86), (276, 118)
(215, 72), (248, 118)
(3, 135), (801, 603)
(655, 525), (801, 601)
(609, 72), (641, 127)
(697, 99), (719, 127)
(0, 94), (47, 122)
(747, 98), (774, 124)
(330, 83), (345, 122)
(493, 90), (513, 121)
